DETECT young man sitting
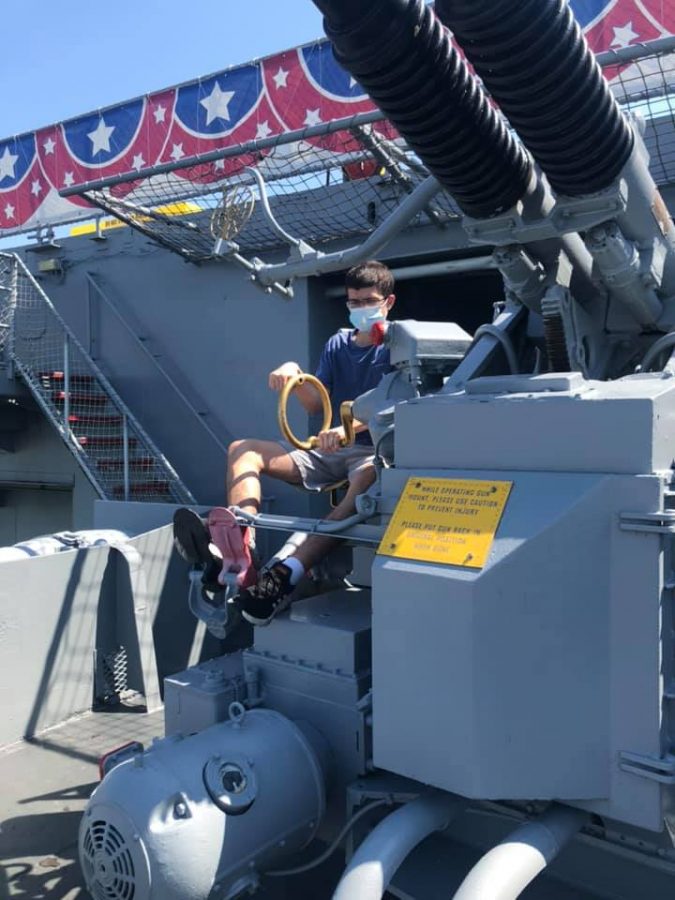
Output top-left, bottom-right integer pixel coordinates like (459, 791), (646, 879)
(174, 259), (395, 625)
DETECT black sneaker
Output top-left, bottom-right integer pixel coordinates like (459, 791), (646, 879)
(240, 562), (295, 626)
(173, 507), (221, 590)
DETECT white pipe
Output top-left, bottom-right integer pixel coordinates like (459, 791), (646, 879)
(332, 792), (459, 900)
(452, 804), (587, 900)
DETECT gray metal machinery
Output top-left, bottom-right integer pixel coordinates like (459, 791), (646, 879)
(79, 2), (675, 899)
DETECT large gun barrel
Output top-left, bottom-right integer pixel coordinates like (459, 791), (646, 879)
(436, 0), (675, 333)
(317, 0), (675, 374)
(434, 0), (634, 197)
(311, 0), (532, 218)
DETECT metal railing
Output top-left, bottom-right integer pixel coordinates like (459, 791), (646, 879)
(85, 272), (231, 454)
(0, 252), (195, 504)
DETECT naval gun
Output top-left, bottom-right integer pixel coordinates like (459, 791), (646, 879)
(79, 3), (675, 899)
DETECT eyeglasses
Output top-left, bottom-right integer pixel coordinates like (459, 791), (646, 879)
(345, 295), (385, 309)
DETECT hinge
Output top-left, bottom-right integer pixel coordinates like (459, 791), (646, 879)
(619, 750), (675, 784)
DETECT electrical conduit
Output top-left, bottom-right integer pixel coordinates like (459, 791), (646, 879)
(452, 804), (587, 900)
(332, 792), (459, 900)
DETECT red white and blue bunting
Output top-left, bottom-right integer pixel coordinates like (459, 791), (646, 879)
(0, 0), (673, 234)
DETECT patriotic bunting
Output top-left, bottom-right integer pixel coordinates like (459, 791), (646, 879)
(1, 0), (673, 234)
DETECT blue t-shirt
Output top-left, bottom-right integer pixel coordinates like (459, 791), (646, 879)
(315, 329), (392, 446)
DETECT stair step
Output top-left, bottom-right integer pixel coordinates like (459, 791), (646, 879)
(69, 414), (122, 427)
(3, 254), (192, 506)
(112, 481), (170, 498)
(98, 458), (156, 472)
(78, 436), (139, 449)
(40, 371), (95, 384)
(52, 391), (108, 406)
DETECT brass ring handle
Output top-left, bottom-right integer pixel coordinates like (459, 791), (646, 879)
(278, 374), (356, 451)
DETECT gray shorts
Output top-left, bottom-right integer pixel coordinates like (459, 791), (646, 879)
(278, 440), (375, 492)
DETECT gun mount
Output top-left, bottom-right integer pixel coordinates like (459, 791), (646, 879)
(315, 0), (675, 382)
(77, 4), (675, 900)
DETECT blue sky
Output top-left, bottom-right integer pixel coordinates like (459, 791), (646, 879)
(0, 1), (325, 138)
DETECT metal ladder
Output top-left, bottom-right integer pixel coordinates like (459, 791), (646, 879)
(0, 252), (195, 504)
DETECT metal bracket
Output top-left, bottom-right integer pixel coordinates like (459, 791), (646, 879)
(463, 184), (626, 247)
(187, 570), (242, 639)
(252, 175), (442, 287)
(350, 123), (446, 229)
(246, 166), (316, 257)
(619, 750), (675, 784)
(211, 239), (293, 299)
(619, 511), (675, 534)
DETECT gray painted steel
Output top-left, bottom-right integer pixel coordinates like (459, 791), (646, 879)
(371, 378), (673, 833)
(401, 374), (675, 474)
(79, 708), (326, 900)
(244, 589), (372, 791)
(0, 524), (200, 747)
(9, 32), (675, 900)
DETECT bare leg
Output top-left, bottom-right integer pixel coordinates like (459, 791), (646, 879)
(292, 466), (376, 573)
(227, 438), (303, 514)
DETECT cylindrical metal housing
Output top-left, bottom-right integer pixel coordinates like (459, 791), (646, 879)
(585, 221), (662, 325)
(78, 708), (326, 900)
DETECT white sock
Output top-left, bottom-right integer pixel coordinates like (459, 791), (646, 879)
(283, 555), (305, 585)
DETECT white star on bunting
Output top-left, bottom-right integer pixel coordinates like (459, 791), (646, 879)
(611, 22), (639, 48)
(153, 104), (166, 124)
(349, 77), (358, 89)
(304, 109), (322, 126)
(43, 137), (56, 155)
(170, 143), (185, 161)
(30, 179), (42, 196)
(273, 67), (289, 89)
(132, 153), (146, 171)
(4, 203), (14, 220)
(0, 147), (18, 181)
(87, 118), (115, 155)
(63, 172), (75, 187)
(256, 120), (273, 139)
(214, 159), (226, 171)
(200, 83), (235, 125)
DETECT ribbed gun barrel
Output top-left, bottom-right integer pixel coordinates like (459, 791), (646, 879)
(434, 0), (634, 197)
(311, 0), (532, 219)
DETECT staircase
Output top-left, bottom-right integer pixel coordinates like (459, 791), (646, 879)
(0, 252), (195, 504)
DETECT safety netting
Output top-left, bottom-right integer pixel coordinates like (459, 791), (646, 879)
(606, 39), (675, 187)
(80, 116), (460, 262)
(69, 38), (675, 265)
(0, 253), (195, 503)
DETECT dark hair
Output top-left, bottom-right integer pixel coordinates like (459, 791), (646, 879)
(345, 260), (395, 297)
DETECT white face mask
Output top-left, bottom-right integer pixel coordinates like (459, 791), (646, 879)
(349, 304), (386, 332)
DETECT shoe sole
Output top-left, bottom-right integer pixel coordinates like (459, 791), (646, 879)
(173, 508), (212, 565)
(241, 593), (293, 627)
(208, 507), (256, 588)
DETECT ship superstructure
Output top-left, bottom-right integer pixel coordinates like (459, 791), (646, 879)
(4, 3), (675, 899)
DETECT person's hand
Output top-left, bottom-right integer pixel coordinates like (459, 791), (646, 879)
(317, 426), (345, 454)
(269, 361), (302, 392)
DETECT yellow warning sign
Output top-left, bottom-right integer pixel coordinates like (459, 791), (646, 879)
(378, 477), (512, 569)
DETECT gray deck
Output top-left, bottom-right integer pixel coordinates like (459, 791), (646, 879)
(1, 706), (670, 900)
(0, 708), (164, 899)
(0, 708), (353, 900)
